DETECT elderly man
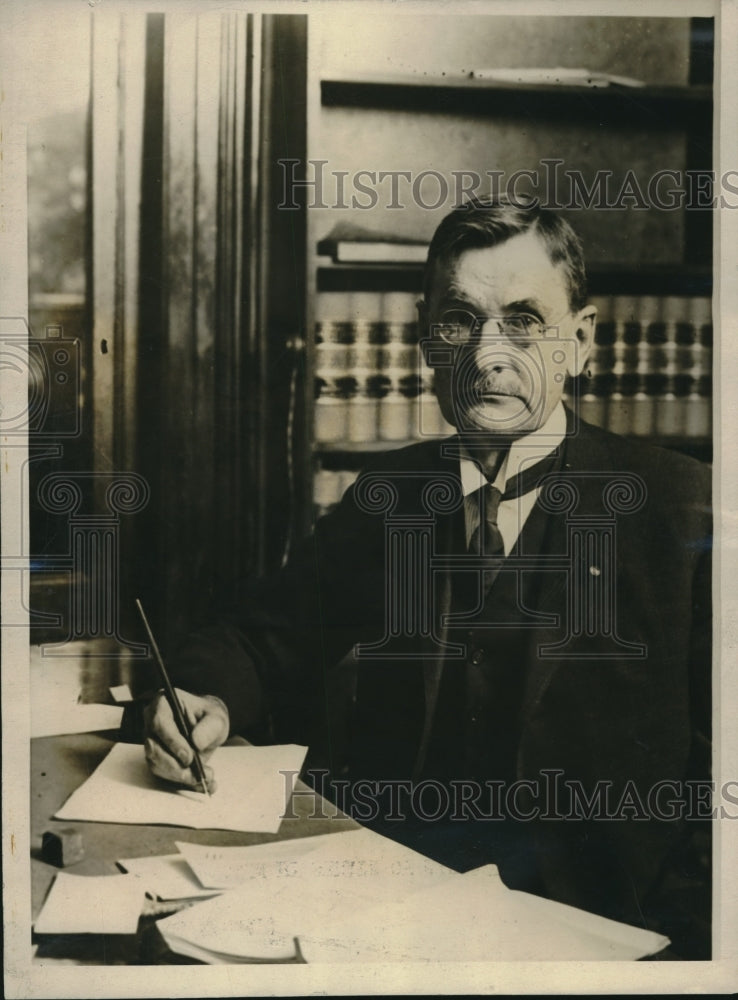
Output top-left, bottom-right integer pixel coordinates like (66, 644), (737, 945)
(144, 197), (711, 958)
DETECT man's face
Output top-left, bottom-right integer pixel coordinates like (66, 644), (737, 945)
(420, 230), (595, 440)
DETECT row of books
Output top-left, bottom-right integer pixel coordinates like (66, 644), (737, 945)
(314, 373), (456, 446)
(314, 376), (711, 453)
(581, 294), (711, 439)
(313, 292), (713, 448)
(316, 291), (436, 445)
(314, 292), (712, 348)
(578, 390), (711, 439)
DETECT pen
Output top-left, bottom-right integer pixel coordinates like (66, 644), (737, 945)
(135, 598), (211, 797)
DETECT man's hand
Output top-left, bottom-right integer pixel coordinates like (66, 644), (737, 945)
(143, 689), (229, 793)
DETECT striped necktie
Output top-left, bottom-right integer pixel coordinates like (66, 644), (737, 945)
(468, 483), (504, 593)
(467, 451), (561, 588)
(468, 483), (504, 559)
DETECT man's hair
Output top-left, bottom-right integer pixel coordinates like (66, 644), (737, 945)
(424, 196), (588, 312)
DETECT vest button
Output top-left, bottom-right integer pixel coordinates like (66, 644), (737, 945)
(470, 648), (485, 665)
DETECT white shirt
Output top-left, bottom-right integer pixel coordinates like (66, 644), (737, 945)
(459, 402), (567, 555)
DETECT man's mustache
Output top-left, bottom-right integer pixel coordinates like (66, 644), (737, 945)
(469, 374), (523, 399)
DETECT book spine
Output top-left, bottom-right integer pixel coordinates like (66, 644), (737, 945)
(377, 293), (418, 441)
(345, 300), (385, 443)
(346, 372), (380, 443)
(629, 296), (659, 436)
(418, 362), (454, 437)
(314, 293), (351, 444)
(578, 295), (611, 428)
(604, 295), (635, 436)
(684, 297), (712, 439)
(377, 371), (413, 441)
(653, 296), (683, 437)
(314, 343), (353, 445)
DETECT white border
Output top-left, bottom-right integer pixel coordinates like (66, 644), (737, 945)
(3, 0), (736, 995)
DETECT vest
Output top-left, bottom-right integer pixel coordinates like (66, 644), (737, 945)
(422, 493), (554, 786)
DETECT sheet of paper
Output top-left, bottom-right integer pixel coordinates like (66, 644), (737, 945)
(54, 742), (308, 833)
(34, 873), (145, 935)
(31, 659), (124, 737)
(32, 703), (124, 739)
(176, 827), (452, 891)
(116, 854), (220, 899)
(158, 826), (457, 962)
(300, 865), (669, 963)
(177, 829), (373, 888)
(511, 890), (670, 959)
(109, 683), (133, 703)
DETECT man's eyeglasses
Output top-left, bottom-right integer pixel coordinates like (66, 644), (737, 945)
(434, 309), (555, 346)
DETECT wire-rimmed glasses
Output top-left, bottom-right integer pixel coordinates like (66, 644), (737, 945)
(435, 309), (555, 347)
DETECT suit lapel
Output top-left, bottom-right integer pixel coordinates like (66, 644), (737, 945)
(517, 416), (615, 737)
(414, 440), (466, 779)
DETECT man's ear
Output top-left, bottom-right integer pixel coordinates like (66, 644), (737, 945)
(567, 304), (596, 377)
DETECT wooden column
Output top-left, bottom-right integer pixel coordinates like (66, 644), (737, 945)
(90, 10), (146, 482)
(89, 10), (146, 643)
(133, 12), (307, 650)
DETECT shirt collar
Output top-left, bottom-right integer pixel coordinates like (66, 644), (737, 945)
(458, 402), (567, 498)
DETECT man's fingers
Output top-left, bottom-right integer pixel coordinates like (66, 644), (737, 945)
(145, 695), (193, 766)
(191, 711), (228, 755)
(145, 738), (217, 793)
(194, 765), (218, 795)
(144, 736), (200, 788)
(143, 689), (229, 791)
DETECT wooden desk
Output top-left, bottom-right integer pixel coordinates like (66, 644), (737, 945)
(31, 731), (358, 964)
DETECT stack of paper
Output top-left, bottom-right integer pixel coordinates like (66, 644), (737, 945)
(299, 865), (669, 963)
(157, 828), (455, 963)
(156, 829), (669, 963)
(34, 828), (669, 960)
(54, 742), (308, 833)
(40, 740), (669, 961)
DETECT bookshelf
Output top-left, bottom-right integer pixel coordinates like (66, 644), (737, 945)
(321, 75), (711, 129)
(317, 264), (713, 297)
(310, 285), (713, 519)
(306, 19), (714, 523)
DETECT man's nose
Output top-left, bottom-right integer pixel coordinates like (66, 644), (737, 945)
(469, 328), (513, 372)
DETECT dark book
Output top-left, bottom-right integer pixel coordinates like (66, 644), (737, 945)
(317, 221), (428, 264)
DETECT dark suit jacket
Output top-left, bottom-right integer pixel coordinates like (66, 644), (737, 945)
(174, 414), (712, 957)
